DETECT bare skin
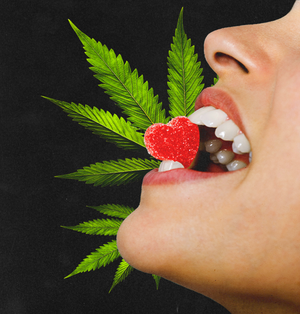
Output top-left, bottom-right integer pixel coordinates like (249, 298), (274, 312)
(117, 1), (300, 313)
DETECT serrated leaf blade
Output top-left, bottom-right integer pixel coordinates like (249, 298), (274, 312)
(65, 240), (120, 278)
(88, 204), (134, 219)
(43, 96), (145, 150)
(55, 158), (161, 187)
(62, 218), (122, 236)
(152, 274), (161, 290)
(167, 8), (204, 118)
(109, 259), (134, 293)
(69, 20), (169, 130)
(212, 75), (219, 86)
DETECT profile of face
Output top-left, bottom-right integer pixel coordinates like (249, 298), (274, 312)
(117, 1), (300, 313)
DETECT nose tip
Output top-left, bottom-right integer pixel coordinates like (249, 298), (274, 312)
(204, 28), (251, 77)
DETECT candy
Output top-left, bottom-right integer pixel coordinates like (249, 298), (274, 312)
(144, 116), (200, 168)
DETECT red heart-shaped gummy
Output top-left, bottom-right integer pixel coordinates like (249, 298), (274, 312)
(144, 116), (200, 168)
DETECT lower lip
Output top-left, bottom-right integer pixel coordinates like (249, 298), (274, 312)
(142, 168), (228, 186)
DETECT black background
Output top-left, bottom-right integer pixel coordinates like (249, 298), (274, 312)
(1, 0), (296, 313)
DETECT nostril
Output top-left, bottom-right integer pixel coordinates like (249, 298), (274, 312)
(215, 52), (249, 74)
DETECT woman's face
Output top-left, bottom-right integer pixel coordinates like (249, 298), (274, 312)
(117, 1), (300, 312)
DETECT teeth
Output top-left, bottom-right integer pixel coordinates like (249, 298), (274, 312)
(215, 120), (240, 141)
(233, 133), (251, 153)
(232, 142), (243, 155)
(204, 139), (223, 153)
(210, 154), (220, 164)
(201, 109), (228, 127)
(188, 106), (215, 125)
(249, 151), (252, 163)
(158, 160), (184, 172)
(188, 106), (252, 172)
(216, 150), (235, 165)
(226, 160), (247, 171)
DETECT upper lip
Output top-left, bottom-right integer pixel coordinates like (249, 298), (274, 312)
(195, 87), (246, 134)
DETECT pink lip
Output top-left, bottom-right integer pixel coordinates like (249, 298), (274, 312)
(195, 87), (245, 133)
(142, 87), (246, 186)
(142, 168), (227, 185)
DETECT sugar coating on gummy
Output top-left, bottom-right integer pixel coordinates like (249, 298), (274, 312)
(144, 116), (200, 168)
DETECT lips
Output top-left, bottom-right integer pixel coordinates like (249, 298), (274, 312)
(143, 87), (251, 185)
(195, 87), (244, 133)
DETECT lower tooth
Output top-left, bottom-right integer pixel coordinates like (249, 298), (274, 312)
(226, 160), (247, 171)
(210, 154), (220, 164)
(216, 150), (235, 165)
(158, 160), (184, 172)
(205, 139), (222, 153)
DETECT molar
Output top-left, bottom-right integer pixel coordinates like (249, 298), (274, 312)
(226, 160), (247, 171)
(216, 150), (235, 165)
(204, 139), (223, 153)
(189, 106), (252, 169)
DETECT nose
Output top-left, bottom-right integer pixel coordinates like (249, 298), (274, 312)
(204, 24), (274, 80)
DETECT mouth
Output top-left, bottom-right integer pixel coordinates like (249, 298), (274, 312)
(157, 87), (251, 175)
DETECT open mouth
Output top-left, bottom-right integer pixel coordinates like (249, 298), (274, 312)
(189, 108), (250, 173)
(158, 88), (251, 173)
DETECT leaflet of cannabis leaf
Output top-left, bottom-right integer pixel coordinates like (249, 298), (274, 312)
(168, 8), (204, 118)
(42, 97), (146, 151)
(61, 204), (161, 292)
(69, 20), (169, 131)
(45, 8), (204, 292)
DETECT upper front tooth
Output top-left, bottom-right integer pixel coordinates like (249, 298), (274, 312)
(188, 106), (215, 125)
(215, 120), (240, 141)
(233, 133), (251, 153)
(201, 109), (228, 127)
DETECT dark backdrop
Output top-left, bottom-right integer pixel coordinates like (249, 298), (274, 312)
(1, 0), (295, 313)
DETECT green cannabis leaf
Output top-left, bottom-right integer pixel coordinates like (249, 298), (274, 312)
(212, 75), (219, 86)
(69, 20), (169, 131)
(65, 240), (120, 279)
(56, 158), (161, 187)
(62, 218), (122, 236)
(46, 7), (207, 292)
(152, 274), (161, 290)
(109, 259), (134, 293)
(43, 97), (145, 150)
(88, 204), (134, 219)
(168, 8), (204, 118)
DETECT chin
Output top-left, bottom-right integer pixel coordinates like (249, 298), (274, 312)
(116, 204), (163, 275)
(116, 171), (238, 277)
